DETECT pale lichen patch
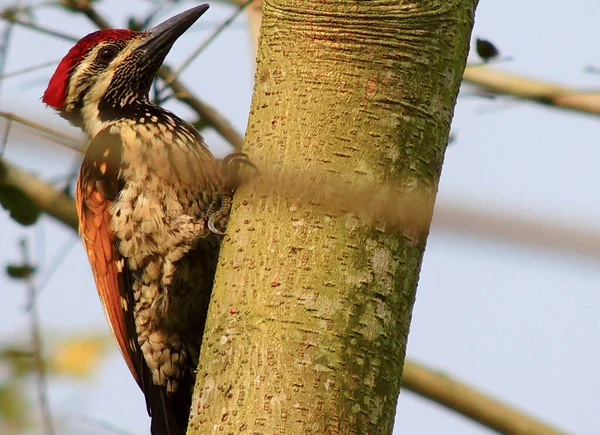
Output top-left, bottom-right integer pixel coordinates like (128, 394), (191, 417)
(374, 298), (391, 327)
(358, 302), (380, 342)
(371, 247), (392, 276)
(344, 214), (360, 232)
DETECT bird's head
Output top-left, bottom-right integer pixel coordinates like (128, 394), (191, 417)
(42, 4), (208, 137)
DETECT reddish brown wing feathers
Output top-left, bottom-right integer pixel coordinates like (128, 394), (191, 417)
(77, 129), (185, 435)
(76, 130), (141, 387)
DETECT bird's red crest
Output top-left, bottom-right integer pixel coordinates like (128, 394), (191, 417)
(42, 29), (139, 110)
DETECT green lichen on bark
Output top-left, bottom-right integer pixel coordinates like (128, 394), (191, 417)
(188, 0), (477, 433)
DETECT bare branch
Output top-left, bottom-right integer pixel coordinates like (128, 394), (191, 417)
(434, 201), (600, 261)
(0, 116), (10, 155)
(0, 112), (83, 152)
(158, 64), (243, 149)
(0, 159), (78, 230)
(0, 59), (60, 80)
(245, 0), (262, 58)
(463, 65), (600, 117)
(58, 0), (111, 29)
(0, 11), (78, 43)
(19, 238), (55, 435)
(402, 360), (567, 435)
(0, 9), (15, 97)
(162, 0), (254, 89)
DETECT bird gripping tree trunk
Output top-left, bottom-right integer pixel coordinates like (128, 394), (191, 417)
(42, 5), (250, 434)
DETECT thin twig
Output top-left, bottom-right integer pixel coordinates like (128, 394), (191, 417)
(0, 117), (11, 156)
(244, 0), (262, 58)
(0, 9), (16, 97)
(0, 59), (59, 79)
(466, 56), (514, 68)
(402, 360), (567, 435)
(0, 13), (78, 43)
(59, 0), (111, 29)
(31, 237), (78, 303)
(161, 0), (254, 90)
(0, 112), (82, 152)
(134, 0), (178, 31)
(20, 238), (55, 435)
(159, 64), (244, 149)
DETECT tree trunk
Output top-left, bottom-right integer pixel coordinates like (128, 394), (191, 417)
(188, 0), (477, 433)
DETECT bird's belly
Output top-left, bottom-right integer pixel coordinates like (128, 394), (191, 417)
(109, 179), (220, 391)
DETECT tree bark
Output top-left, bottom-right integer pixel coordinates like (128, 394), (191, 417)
(188, 0), (477, 433)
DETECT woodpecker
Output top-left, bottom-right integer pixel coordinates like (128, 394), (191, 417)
(42, 5), (248, 434)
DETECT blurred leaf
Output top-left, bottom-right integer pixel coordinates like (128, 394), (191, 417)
(0, 346), (35, 378)
(5, 264), (36, 280)
(0, 382), (28, 433)
(192, 117), (209, 132)
(584, 65), (600, 75)
(0, 185), (41, 226)
(49, 336), (111, 378)
(476, 38), (500, 62)
(448, 132), (456, 145)
(127, 17), (143, 31)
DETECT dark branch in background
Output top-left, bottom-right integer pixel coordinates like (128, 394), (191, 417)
(160, 0), (254, 90)
(402, 361), (566, 435)
(19, 238), (55, 435)
(158, 65), (243, 149)
(61, 0), (111, 29)
(58, 0), (245, 149)
(0, 159), (78, 230)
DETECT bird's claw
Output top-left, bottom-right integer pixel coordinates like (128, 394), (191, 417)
(219, 152), (258, 192)
(207, 215), (225, 236)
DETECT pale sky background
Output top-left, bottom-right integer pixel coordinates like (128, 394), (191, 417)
(1, 0), (599, 434)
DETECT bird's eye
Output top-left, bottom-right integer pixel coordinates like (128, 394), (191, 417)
(97, 46), (118, 63)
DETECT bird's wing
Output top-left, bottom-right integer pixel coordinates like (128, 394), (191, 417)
(76, 128), (190, 435)
(76, 128), (142, 387)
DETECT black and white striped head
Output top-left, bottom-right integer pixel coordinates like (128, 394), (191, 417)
(42, 4), (209, 138)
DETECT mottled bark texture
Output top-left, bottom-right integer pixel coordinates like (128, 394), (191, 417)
(189, 0), (477, 433)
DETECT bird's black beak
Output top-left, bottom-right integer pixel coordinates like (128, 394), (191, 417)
(136, 4), (209, 58)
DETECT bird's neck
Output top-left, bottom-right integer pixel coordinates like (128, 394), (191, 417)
(79, 97), (159, 139)
(81, 109), (113, 140)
